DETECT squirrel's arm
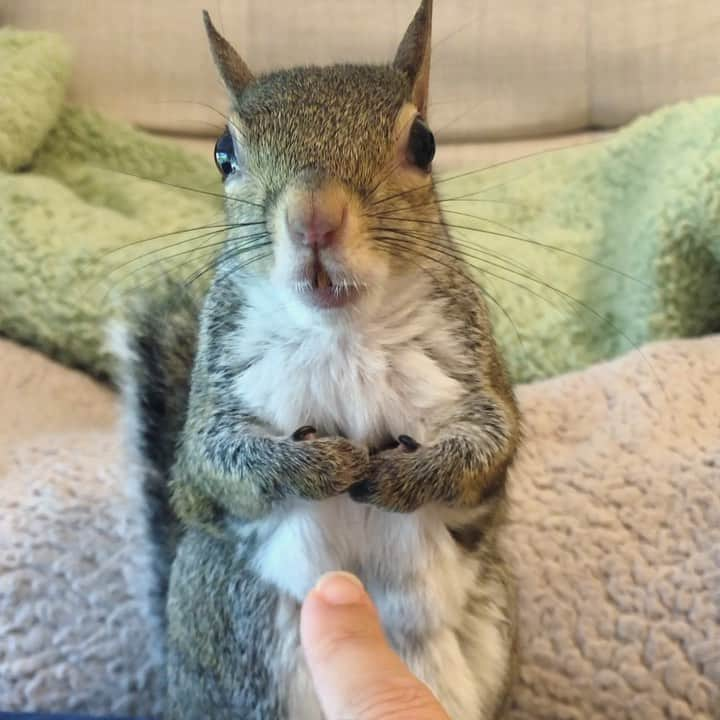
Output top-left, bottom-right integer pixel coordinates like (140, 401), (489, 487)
(169, 277), (368, 524)
(171, 339), (367, 525)
(349, 386), (519, 512)
(172, 389), (368, 522)
(349, 292), (520, 514)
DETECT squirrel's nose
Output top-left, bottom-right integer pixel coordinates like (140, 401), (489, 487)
(286, 193), (347, 249)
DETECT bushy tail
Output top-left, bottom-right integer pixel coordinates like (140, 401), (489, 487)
(110, 286), (201, 641)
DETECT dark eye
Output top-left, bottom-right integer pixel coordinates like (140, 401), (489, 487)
(214, 129), (239, 178)
(407, 117), (435, 172)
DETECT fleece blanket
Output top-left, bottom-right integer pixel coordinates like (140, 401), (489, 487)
(1, 28), (719, 384)
(1, 335), (718, 719)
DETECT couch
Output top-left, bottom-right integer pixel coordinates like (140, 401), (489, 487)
(4, 0), (720, 168)
(0, 2), (718, 718)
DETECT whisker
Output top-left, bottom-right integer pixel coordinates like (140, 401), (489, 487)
(102, 232), (268, 300)
(377, 229), (569, 317)
(122, 246), (224, 299)
(378, 230), (663, 390)
(366, 157), (406, 202)
(109, 236), (271, 303)
(374, 237), (527, 353)
(176, 119), (227, 134)
(91, 166), (263, 208)
(369, 177), (433, 209)
(366, 112), (424, 200)
(435, 170), (544, 203)
(147, 98), (249, 140)
(384, 228), (606, 316)
(188, 246), (273, 289)
(372, 207), (536, 264)
(373, 213), (653, 289)
(369, 165), (537, 212)
(448, 135), (605, 172)
(99, 220), (240, 258)
(413, 195), (529, 210)
(152, 98), (230, 124)
(370, 134), (609, 211)
(104, 227), (237, 281)
(376, 225), (549, 293)
(441, 208), (547, 242)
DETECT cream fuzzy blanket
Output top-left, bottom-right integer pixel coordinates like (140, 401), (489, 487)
(0, 336), (718, 719)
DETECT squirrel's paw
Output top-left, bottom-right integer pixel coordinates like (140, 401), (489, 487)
(291, 431), (370, 498)
(349, 435), (427, 512)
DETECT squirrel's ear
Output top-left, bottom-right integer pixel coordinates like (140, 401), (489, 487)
(203, 10), (254, 98)
(392, 0), (433, 117)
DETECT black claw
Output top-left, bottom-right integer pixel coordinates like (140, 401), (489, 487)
(292, 425), (317, 441)
(398, 434), (419, 451)
(349, 480), (372, 501)
(373, 437), (400, 454)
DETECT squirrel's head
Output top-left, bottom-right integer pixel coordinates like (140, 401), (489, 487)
(205, 0), (443, 314)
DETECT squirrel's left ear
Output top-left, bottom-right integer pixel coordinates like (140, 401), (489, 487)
(393, 0), (433, 118)
(203, 10), (255, 100)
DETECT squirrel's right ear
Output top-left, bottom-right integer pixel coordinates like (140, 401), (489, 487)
(393, 0), (433, 118)
(203, 11), (254, 98)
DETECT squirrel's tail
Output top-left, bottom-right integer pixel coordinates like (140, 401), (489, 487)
(109, 285), (201, 647)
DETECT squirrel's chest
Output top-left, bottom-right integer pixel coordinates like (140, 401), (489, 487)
(233, 327), (463, 446)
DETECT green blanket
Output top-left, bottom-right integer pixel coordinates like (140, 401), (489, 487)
(2, 29), (719, 383)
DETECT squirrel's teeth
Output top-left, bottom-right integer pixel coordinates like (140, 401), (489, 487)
(316, 266), (331, 290)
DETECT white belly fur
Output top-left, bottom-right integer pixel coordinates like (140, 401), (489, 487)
(231, 286), (509, 717)
(237, 287), (472, 621)
(249, 497), (506, 719)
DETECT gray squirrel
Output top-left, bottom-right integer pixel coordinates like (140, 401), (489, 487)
(114, 1), (521, 717)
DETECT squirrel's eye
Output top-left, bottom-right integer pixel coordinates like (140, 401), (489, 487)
(214, 129), (238, 178)
(407, 117), (435, 172)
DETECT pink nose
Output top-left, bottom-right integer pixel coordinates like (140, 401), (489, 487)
(286, 197), (347, 249)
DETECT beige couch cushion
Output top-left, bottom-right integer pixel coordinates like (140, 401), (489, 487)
(590, 1), (720, 127)
(2, 0), (719, 144)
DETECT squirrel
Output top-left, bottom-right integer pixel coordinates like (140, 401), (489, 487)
(114, 1), (521, 717)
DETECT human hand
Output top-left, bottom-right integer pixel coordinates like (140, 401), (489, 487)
(301, 571), (451, 720)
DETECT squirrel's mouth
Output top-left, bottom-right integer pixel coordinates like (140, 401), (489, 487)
(295, 260), (360, 309)
(312, 263), (333, 291)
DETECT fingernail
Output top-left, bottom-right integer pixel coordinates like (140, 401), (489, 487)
(313, 571), (365, 605)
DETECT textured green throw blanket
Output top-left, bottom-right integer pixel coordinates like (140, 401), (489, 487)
(1, 29), (719, 383)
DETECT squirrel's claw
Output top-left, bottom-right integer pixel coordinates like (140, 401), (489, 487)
(348, 478), (374, 502)
(292, 425), (317, 441)
(349, 447), (425, 512)
(397, 434), (420, 452)
(349, 472), (421, 512)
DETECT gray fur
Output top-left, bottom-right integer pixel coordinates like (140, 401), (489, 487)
(115, 2), (521, 717)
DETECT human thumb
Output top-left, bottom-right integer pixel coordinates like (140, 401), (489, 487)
(300, 571), (451, 720)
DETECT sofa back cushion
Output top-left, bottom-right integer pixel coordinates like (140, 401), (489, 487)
(2, 0), (719, 141)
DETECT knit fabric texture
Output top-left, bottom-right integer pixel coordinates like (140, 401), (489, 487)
(1, 336), (718, 718)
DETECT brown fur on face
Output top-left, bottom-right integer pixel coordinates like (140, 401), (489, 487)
(235, 66), (409, 197)
(204, 0), (433, 199)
